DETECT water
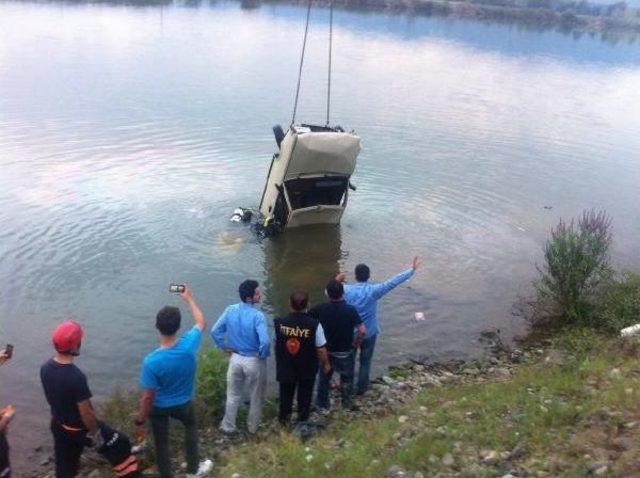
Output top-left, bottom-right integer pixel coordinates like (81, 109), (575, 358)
(1, 0), (639, 472)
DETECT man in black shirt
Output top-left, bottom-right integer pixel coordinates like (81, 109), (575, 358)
(274, 291), (331, 424)
(40, 321), (100, 478)
(310, 279), (366, 411)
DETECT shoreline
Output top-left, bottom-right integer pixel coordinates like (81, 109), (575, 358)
(28, 329), (529, 477)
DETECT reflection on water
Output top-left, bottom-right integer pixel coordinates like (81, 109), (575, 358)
(262, 225), (344, 317)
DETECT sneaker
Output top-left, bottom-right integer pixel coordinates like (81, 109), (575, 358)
(186, 459), (213, 478)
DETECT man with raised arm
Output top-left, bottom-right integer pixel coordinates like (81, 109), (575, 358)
(211, 279), (270, 435)
(40, 321), (101, 478)
(135, 285), (212, 478)
(336, 256), (420, 395)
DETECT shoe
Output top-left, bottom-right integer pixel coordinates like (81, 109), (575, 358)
(186, 459), (213, 478)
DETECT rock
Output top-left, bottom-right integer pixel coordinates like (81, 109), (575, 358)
(624, 421), (637, 428)
(386, 465), (405, 477)
(609, 368), (621, 379)
(588, 462), (608, 475)
(414, 473), (424, 478)
(482, 450), (499, 465)
(501, 474), (516, 478)
(398, 415), (409, 424)
(382, 375), (395, 385)
(40, 457), (51, 466)
(305, 454), (313, 462)
(441, 453), (454, 466)
(232, 474), (241, 478)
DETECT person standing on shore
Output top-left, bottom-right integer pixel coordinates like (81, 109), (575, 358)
(40, 321), (101, 478)
(310, 279), (366, 411)
(336, 256), (420, 395)
(274, 291), (331, 425)
(211, 279), (270, 435)
(1, 348), (14, 478)
(135, 286), (212, 478)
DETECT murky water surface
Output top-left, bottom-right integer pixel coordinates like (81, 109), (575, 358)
(1, 0), (639, 470)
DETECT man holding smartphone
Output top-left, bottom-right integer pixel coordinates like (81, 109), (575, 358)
(135, 285), (212, 478)
(1, 346), (14, 478)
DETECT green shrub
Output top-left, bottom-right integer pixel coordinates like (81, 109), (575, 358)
(590, 271), (640, 333)
(195, 347), (229, 424)
(536, 209), (612, 325)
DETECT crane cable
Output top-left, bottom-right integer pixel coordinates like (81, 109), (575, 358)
(291, 0), (334, 127)
(326, 1), (333, 126)
(291, 0), (313, 126)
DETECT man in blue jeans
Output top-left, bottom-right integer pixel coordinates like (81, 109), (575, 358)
(310, 279), (366, 411)
(135, 285), (212, 478)
(336, 256), (420, 395)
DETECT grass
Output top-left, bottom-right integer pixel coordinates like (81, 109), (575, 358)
(216, 329), (640, 477)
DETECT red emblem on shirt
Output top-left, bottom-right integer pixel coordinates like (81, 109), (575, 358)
(286, 337), (301, 355)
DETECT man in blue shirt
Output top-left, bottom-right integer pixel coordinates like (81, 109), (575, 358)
(337, 256), (420, 395)
(135, 285), (212, 478)
(211, 280), (270, 435)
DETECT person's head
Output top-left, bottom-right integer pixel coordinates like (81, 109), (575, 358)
(289, 290), (309, 312)
(355, 263), (370, 282)
(52, 320), (83, 357)
(239, 279), (261, 304)
(156, 306), (181, 337)
(326, 279), (344, 300)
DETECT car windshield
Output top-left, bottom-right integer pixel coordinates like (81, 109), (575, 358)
(285, 177), (348, 210)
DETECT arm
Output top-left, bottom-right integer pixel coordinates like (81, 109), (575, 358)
(371, 257), (420, 300)
(255, 312), (271, 358)
(181, 285), (206, 331)
(335, 272), (346, 283)
(315, 324), (331, 373)
(0, 405), (15, 433)
(353, 323), (367, 348)
(316, 347), (331, 374)
(134, 388), (155, 442)
(77, 399), (98, 435)
(210, 308), (229, 351)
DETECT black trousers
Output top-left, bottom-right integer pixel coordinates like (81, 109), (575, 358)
(51, 421), (91, 478)
(149, 401), (199, 478)
(0, 431), (10, 478)
(278, 378), (315, 424)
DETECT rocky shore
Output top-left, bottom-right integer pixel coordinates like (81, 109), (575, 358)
(30, 329), (535, 477)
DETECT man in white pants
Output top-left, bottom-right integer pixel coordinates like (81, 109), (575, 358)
(211, 280), (270, 434)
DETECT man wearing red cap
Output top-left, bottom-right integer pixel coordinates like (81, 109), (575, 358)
(40, 320), (100, 478)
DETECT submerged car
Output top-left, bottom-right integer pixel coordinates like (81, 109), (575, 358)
(258, 124), (361, 235)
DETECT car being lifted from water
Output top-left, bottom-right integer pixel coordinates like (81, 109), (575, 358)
(257, 124), (361, 236)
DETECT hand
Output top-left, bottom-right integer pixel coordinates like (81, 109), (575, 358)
(90, 430), (104, 449)
(412, 256), (421, 271)
(323, 362), (331, 374)
(180, 284), (194, 302)
(0, 405), (15, 421)
(335, 272), (346, 283)
(135, 424), (147, 444)
(0, 351), (9, 366)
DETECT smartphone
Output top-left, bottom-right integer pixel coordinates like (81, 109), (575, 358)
(4, 344), (13, 359)
(169, 284), (186, 294)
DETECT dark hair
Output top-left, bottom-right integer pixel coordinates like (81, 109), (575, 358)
(239, 279), (259, 303)
(326, 279), (344, 300)
(355, 263), (370, 282)
(289, 290), (309, 311)
(156, 306), (181, 336)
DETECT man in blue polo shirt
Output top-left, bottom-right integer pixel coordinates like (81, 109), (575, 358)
(337, 256), (420, 395)
(135, 285), (212, 478)
(211, 279), (270, 435)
